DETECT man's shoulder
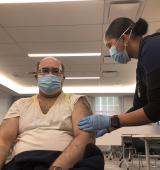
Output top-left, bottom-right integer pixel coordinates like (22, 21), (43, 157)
(63, 92), (84, 99)
(63, 92), (84, 97)
(62, 93), (85, 104)
(14, 95), (37, 106)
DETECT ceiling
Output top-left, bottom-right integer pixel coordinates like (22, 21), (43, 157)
(0, 0), (160, 95)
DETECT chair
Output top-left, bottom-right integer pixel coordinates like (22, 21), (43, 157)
(119, 135), (136, 170)
(131, 138), (160, 170)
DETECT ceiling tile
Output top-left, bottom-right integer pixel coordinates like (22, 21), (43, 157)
(60, 56), (101, 65)
(70, 64), (100, 72)
(142, 0), (160, 22)
(6, 25), (102, 42)
(0, 44), (24, 56)
(18, 41), (101, 53)
(66, 71), (100, 77)
(147, 21), (160, 34)
(0, 27), (14, 43)
(0, 1), (104, 27)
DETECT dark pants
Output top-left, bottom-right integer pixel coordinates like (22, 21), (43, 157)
(3, 144), (104, 170)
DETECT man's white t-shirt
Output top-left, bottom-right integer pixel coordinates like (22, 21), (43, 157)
(4, 92), (83, 157)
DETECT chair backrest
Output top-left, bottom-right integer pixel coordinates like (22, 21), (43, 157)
(131, 138), (145, 154)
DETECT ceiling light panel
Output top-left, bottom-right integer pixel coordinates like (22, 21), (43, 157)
(0, 0), (90, 3)
(65, 77), (100, 80)
(28, 53), (101, 57)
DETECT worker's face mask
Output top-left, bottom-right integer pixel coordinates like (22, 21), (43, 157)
(38, 74), (62, 95)
(108, 25), (133, 64)
(109, 45), (130, 64)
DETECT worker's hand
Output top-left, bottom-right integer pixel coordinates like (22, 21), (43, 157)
(78, 115), (110, 132)
(96, 129), (109, 138)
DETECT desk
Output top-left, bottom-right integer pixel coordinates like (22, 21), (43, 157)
(132, 134), (160, 170)
(96, 125), (160, 169)
(96, 133), (122, 160)
(96, 125), (160, 146)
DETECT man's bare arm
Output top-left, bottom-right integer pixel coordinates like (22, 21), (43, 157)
(0, 118), (19, 166)
(50, 97), (95, 170)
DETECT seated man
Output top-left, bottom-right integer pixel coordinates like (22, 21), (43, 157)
(0, 57), (104, 170)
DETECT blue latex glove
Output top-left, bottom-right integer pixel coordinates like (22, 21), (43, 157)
(78, 115), (110, 132)
(96, 129), (109, 138)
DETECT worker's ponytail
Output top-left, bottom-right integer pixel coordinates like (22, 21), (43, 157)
(132, 18), (148, 37)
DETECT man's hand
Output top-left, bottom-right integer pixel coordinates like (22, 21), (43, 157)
(78, 115), (111, 132)
(48, 166), (54, 170)
(48, 165), (63, 170)
(0, 118), (19, 166)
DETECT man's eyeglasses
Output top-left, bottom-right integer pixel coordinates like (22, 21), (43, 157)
(38, 67), (63, 76)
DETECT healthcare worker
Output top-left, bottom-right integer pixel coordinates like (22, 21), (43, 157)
(78, 17), (160, 137)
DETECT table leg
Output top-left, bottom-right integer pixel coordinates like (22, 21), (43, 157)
(144, 139), (150, 170)
(119, 140), (129, 169)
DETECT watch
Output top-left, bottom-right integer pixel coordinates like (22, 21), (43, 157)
(110, 115), (121, 129)
(51, 166), (63, 170)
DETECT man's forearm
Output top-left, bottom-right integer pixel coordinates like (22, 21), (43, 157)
(51, 133), (95, 170)
(0, 144), (11, 166)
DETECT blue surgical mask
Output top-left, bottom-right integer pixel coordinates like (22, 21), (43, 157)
(38, 74), (62, 95)
(109, 45), (130, 64)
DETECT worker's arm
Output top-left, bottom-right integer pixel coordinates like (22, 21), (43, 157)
(0, 118), (19, 167)
(78, 108), (151, 134)
(50, 97), (95, 170)
(119, 108), (151, 126)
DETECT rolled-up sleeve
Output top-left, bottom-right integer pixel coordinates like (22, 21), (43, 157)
(4, 100), (20, 120)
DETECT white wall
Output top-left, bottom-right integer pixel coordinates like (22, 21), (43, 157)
(87, 95), (134, 114)
(0, 92), (13, 122)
